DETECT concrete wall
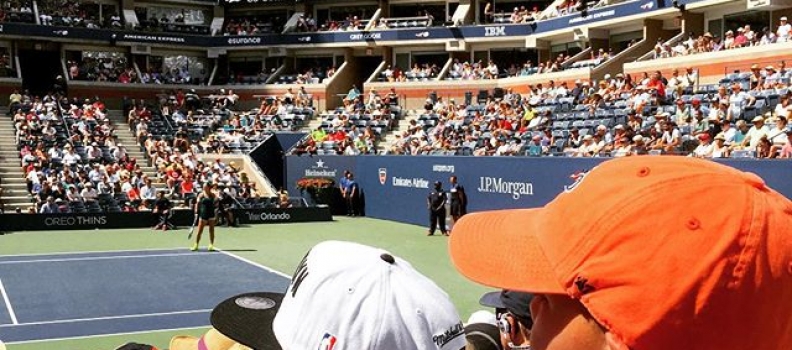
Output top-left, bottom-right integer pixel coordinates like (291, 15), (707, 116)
(366, 68), (592, 110)
(624, 41), (792, 84)
(196, 154), (278, 198)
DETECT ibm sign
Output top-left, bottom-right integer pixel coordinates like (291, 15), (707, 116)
(484, 26), (506, 37)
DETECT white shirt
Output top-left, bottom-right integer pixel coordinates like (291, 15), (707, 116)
(495, 144), (511, 156)
(693, 143), (713, 158)
(81, 188), (98, 201)
(63, 152), (81, 166)
(746, 125), (770, 149)
(777, 23), (791, 41)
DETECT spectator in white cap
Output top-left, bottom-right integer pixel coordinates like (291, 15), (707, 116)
(712, 133), (731, 158)
(575, 135), (598, 157)
(210, 241), (467, 350)
(740, 116), (770, 150)
(777, 16), (791, 42)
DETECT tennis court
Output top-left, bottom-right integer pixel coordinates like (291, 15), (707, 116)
(0, 248), (289, 346)
(0, 218), (490, 350)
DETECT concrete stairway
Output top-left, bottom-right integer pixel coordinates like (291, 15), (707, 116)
(105, 110), (164, 190)
(376, 110), (418, 154)
(0, 113), (32, 211)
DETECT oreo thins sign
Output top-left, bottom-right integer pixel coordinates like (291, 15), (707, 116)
(378, 168), (387, 185)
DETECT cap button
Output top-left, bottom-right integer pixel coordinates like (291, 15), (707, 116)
(380, 253), (395, 264)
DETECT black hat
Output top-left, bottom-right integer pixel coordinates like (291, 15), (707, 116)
(211, 292), (284, 350)
(434, 181), (442, 188)
(480, 290), (534, 329)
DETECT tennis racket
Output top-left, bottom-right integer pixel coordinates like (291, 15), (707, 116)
(187, 214), (198, 239)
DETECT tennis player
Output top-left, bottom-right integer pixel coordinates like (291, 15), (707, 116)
(191, 183), (218, 251)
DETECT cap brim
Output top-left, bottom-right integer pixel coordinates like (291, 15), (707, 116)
(211, 292), (284, 350)
(479, 291), (505, 308)
(450, 209), (565, 294)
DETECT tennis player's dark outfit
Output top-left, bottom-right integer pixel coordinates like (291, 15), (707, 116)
(198, 195), (216, 221)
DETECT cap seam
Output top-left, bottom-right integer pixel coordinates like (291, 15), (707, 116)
(731, 188), (761, 288)
(370, 262), (390, 349)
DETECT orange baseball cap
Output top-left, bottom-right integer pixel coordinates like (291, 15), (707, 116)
(450, 156), (792, 350)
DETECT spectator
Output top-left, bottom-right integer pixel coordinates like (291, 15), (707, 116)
(450, 156), (792, 350)
(39, 196), (58, 214)
(740, 116), (770, 150)
(208, 241), (467, 350)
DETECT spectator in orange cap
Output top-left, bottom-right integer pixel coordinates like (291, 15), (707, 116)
(450, 156), (792, 350)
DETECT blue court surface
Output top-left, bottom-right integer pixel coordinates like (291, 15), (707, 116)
(0, 249), (290, 344)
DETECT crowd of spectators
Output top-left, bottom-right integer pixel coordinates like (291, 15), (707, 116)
(482, 0), (623, 24)
(489, 5), (542, 24)
(0, 1), (35, 23)
(652, 18), (792, 60)
(295, 14), (369, 32)
(67, 56), (137, 83)
(140, 66), (205, 85)
(293, 86), (400, 155)
(387, 67), (792, 159)
(8, 92), (158, 213)
(379, 63), (441, 82)
(276, 66), (336, 85)
(223, 15), (283, 35)
(126, 89), (314, 202)
(134, 8), (209, 34)
(37, 0), (119, 29)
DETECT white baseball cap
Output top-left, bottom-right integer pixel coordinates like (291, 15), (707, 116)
(214, 241), (466, 350)
(274, 241), (465, 350)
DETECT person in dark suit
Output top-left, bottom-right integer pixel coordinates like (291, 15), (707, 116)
(449, 176), (467, 226)
(427, 181), (448, 236)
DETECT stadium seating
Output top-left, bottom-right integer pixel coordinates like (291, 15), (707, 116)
(384, 67), (792, 159)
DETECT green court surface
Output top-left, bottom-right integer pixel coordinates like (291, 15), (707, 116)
(0, 217), (493, 350)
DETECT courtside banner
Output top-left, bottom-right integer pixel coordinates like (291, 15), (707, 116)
(236, 207), (332, 224)
(0, 208), (331, 232)
(286, 156), (792, 226)
(284, 155), (358, 196)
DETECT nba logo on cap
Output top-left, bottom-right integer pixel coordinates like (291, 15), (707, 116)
(378, 168), (387, 185)
(318, 333), (337, 350)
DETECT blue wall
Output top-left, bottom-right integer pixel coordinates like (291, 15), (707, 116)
(285, 156), (792, 226)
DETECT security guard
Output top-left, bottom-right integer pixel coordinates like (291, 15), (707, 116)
(427, 181), (448, 236)
(449, 175), (467, 225)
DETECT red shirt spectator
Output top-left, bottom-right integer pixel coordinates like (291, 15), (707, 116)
(127, 186), (141, 201)
(181, 178), (194, 195)
(646, 75), (666, 99)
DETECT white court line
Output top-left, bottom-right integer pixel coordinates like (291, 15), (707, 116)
(4, 326), (209, 345)
(0, 247), (187, 259)
(0, 278), (19, 325)
(0, 252), (215, 265)
(0, 308), (212, 328)
(218, 250), (291, 278)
